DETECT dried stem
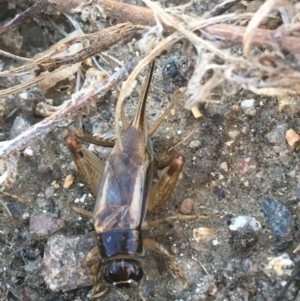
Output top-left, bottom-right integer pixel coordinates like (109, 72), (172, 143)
(202, 24), (300, 55)
(0, 58), (139, 157)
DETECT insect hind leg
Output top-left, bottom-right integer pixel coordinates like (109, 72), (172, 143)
(147, 154), (185, 214)
(143, 238), (192, 287)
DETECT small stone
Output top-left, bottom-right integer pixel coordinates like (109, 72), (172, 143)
(229, 216), (261, 252)
(63, 174), (74, 189)
(286, 128), (300, 150)
(30, 213), (66, 239)
(195, 275), (217, 297)
(180, 243), (187, 249)
(225, 140), (234, 147)
(171, 245), (179, 254)
(2, 29), (23, 53)
(17, 88), (45, 116)
(265, 124), (288, 144)
(180, 198), (194, 214)
(189, 140), (201, 148)
(23, 148), (34, 157)
(227, 128), (241, 140)
(7, 203), (25, 216)
(193, 227), (215, 244)
(212, 239), (219, 246)
(22, 212), (30, 219)
(212, 186), (226, 200)
(266, 253), (294, 276)
(9, 116), (31, 139)
(261, 198), (295, 241)
(42, 233), (96, 292)
(240, 99), (256, 116)
(237, 157), (257, 174)
(45, 186), (54, 199)
(143, 281), (155, 297)
(229, 216), (261, 232)
(219, 162), (228, 172)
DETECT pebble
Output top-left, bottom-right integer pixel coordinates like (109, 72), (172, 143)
(237, 157), (257, 174)
(227, 128), (241, 140)
(229, 215), (261, 232)
(45, 186), (54, 199)
(143, 281), (155, 297)
(240, 99), (256, 116)
(229, 215), (261, 251)
(22, 212), (30, 220)
(212, 186), (226, 200)
(7, 202), (25, 216)
(180, 198), (194, 214)
(193, 227), (215, 243)
(42, 233), (96, 291)
(2, 28), (23, 53)
(171, 245), (179, 254)
(266, 253), (294, 276)
(17, 88), (45, 116)
(29, 213), (66, 239)
(265, 124), (288, 144)
(194, 275), (218, 298)
(189, 140), (201, 148)
(219, 161), (228, 172)
(9, 116), (31, 139)
(261, 198), (294, 241)
(286, 128), (300, 150)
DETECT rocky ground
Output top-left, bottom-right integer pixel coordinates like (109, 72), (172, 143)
(0, 0), (300, 300)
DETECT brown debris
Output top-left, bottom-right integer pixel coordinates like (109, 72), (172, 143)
(180, 198), (194, 215)
(237, 157), (257, 175)
(191, 106), (203, 118)
(193, 227), (216, 244)
(286, 129), (300, 150)
(63, 174), (74, 189)
(29, 213), (66, 239)
(0, 58), (139, 156)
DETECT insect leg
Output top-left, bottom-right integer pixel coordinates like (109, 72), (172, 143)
(147, 95), (180, 137)
(143, 238), (191, 286)
(147, 154), (185, 214)
(62, 201), (93, 219)
(66, 133), (105, 197)
(143, 213), (221, 229)
(86, 247), (110, 299)
(73, 130), (115, 147)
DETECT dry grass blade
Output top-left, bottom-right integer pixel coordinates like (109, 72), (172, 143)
(114, 1), (253, 144)
(0, 50), (33, 62)
(0, 58), (139, 157)
(243, 0), (282, 57)
(112, 0), (299, 123)
(37, 23), (145, 72)
(0, 23), (144, 97)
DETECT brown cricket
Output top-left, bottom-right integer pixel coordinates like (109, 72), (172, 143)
(66, 61), (191, 296)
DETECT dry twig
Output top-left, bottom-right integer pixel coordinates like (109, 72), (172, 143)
(0, 58), (139, 157)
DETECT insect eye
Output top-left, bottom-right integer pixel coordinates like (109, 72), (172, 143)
(103, 259), (143, 285)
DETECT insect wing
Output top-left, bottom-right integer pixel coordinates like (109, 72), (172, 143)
(66, 134), (105, 197)
(93, 128), (153, 233)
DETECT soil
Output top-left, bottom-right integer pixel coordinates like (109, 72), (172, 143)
(0, 1), (300, 301)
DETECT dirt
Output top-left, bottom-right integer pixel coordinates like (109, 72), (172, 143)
(1, 1), (300, 301)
